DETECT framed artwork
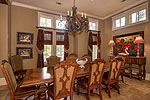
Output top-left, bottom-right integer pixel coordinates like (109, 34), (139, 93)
(16, 47), (33, 59)
(113, 31), (144, 56)
(17, 32), (33, 44)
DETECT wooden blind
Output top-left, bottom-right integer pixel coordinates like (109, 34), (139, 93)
(56, 32), (64, 45)
(44, 31), (53, 45)
(0, 0), (8, 5)
(92, 34), (97, 45)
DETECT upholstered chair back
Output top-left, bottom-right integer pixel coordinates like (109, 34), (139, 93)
(116, 55), (126, 66)
(66, 54), (77, 64)
(109, 57), (123, 81)
(89, 59), (105, 87)
(11, 55), (23, 72)
(82, 54), (92, 64)
(1, 60), (18, 95)
(54, 61), (77, 97)
(46, 56), (60, 67)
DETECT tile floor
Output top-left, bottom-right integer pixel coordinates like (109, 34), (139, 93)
(0, 77), (150, 100)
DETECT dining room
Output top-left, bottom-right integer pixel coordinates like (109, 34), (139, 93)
(0, 0), (150, 100)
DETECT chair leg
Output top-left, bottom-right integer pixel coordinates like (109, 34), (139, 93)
(34, 91), (38, 100)
(121, 72), (124, 83)
(70, 95), (73, 100)
(99, 87), (103, 100)
(107, 84), (111, 98)
(115, 81), (120, 94)
(11, 96), (14, 100)
(18, 73), (21, 83)
(87, 89), (90, 100)
(77, 84), (80, 95)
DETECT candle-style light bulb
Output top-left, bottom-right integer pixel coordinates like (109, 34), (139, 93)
(60, 15), (62, 20)
(67, 11), (69, 16)
(71, 11), (73, 16)
(85, 13), (87, 18)
(82, 12), (84, 17)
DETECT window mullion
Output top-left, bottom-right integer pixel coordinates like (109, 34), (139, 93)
(52, 30), (56, 56)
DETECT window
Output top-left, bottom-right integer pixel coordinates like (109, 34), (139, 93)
(89, 22), (96, 30)
(92, 34), (98, 61)
(39, 12), (66, 63)
(89, 18), (99, 31)
(115, 17), (125, 28)
(92, 45), (97, 61)
(56, 20), (66, 29)
(40, 16), (52, 27)
(56, 45), (64, 61)
(112, 2), (148, 30)
(43, 31), (53, 62)
(131, 9), (146, 23)
(44, 45), (52, 62)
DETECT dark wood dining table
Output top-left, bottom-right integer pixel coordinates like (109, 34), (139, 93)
(20, 65), (110, 88)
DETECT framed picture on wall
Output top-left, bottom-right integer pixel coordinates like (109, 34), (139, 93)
(113, 31), (144, 56)
(16, 47), (33, 59)
(17, 32), (33, 44)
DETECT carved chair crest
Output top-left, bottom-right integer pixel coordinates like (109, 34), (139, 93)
(54, 61), (77, 96)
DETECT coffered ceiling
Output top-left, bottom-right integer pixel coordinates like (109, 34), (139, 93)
(12, 0), (147, 19)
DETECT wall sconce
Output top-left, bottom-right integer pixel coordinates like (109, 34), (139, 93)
(108, 40), (115, 55)
(134, 36), (145, 57)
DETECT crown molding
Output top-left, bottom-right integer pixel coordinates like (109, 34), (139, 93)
(12, 2), (66, 16)
(12, 0), (148, 20)
(12, 1), (103, 20)
(103, 0), (148, 19)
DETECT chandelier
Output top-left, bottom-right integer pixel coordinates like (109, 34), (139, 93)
(65, 0), (89, 35)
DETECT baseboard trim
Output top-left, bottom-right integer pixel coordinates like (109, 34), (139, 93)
(0, 78), (7, 86)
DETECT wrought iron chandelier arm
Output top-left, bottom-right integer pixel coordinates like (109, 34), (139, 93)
(65, 0), (89, 34)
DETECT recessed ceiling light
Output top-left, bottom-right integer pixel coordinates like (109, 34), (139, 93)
(56, 2), (62, 5)
(90, 0), (94, 1)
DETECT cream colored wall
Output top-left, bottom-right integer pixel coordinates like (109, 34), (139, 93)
(101, 17), (150, 73)
(11, 6), (38, 69)
(0, 4), (8, 78)
(11, 5), (75, 69)
(74, 19), (104, 58)
(68, 35), (74, 54)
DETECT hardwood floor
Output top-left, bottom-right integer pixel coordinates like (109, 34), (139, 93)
(0, 77), (150, 100)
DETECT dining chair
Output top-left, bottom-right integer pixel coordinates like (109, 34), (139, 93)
(102, 57), (124, 98)
(116, 55), (128, 82)
(48, 61), (77, 100)
(46, 56), (60, 67)
(77, 59), (105, 100)
(66, 53), (78, 64)
(11, 55), (26, 83)
(1, 60), (38, 100)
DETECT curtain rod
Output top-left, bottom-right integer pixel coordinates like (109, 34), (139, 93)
(36, 26), (101, 32)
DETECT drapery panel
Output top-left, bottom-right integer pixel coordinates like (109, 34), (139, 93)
(0, 0), (9, 5)
(64, 32), (69, 60)
(88, 32), (93, 58)
(97, 31), (101, 58)
(36, 29), (44, 68)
